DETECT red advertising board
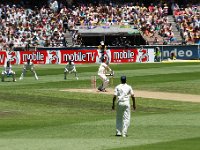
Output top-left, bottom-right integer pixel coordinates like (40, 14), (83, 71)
(0, 48), (154, 65)
(110, 48), (154, 63)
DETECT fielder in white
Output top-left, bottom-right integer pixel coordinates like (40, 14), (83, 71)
(64, 60), (78, 80)
(97, 60), (112, 92)
(1, 61), (16, 82)
(112, 76), (136, 137)
(19, 59), (38, 80)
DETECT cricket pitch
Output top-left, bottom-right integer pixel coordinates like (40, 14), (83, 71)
(60, 88), (200, 103)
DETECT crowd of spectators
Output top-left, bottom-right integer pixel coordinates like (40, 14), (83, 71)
(173, 3), (200, 44)
(0, 1), (199, 51)
(0, 0), (69, 51)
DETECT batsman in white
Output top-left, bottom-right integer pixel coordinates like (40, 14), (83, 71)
(19, 59), (39, 80)
(112, 76), (136, 137)
(97, 59), (112, 92)
(1, 60), (16, 82)
(64, 60), (78, 80)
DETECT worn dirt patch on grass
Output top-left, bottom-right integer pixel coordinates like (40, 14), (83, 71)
(0, 111), (17, 117)
(60, 88), (200, 103)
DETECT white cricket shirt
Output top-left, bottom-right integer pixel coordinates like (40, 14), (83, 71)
(65, 62), (75, 71)
(114, 83), (134, 104)
(4, 65), (12, 73)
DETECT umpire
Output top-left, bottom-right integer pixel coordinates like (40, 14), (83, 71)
(112, 76), (136, 137)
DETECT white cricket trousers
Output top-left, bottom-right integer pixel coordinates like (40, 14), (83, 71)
(116, 103), (131, 136)
(20, 69), (38, 80)
(98, 73), (109, 89)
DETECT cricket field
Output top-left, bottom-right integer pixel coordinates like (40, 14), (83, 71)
(0, 62), (200, 150)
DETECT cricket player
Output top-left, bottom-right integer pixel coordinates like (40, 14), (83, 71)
(1, 61), (16, 82)
(97, 59), (112, 92)
(64, 60), (78, 80)
(112, 76), (136, 137)
(19, 59), (39, 80)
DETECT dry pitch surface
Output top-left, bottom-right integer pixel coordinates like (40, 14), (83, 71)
(60, 88), (200, 103)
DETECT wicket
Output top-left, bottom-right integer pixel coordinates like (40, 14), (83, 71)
(110, 76), (114, 86)
(91, 76), (96, 89)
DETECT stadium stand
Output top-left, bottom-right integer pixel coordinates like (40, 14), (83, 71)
(173, 3), (200, 45)
(0, 0), (199, 51)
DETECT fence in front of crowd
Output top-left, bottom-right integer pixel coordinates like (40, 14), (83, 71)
(0, 45), (199, 65)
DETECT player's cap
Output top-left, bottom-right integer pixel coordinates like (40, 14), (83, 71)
(121, 76), (126, 83)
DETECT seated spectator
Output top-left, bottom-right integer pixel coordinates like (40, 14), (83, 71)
(148, 3), (154, 13)
(153, 37), (159, 44)
(167, 30), (176, 43)
(193, 33), (200, 44)
(163, 3), (169, 16)
(186, 34), (194, 44)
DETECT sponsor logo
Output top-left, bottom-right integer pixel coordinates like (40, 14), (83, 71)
(7, 51), (19, 64)
(62, 52), (96, 62)
(139, 48), (149, 62)
(20, 51), (48, 64)
(49, 51), (59, 64)
(113, 50), (135, 59)
(163, 48), (193, 58)
(22, 52), (45, 61)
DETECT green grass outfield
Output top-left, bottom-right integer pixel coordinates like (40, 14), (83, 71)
(0, 62), (200, 150)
